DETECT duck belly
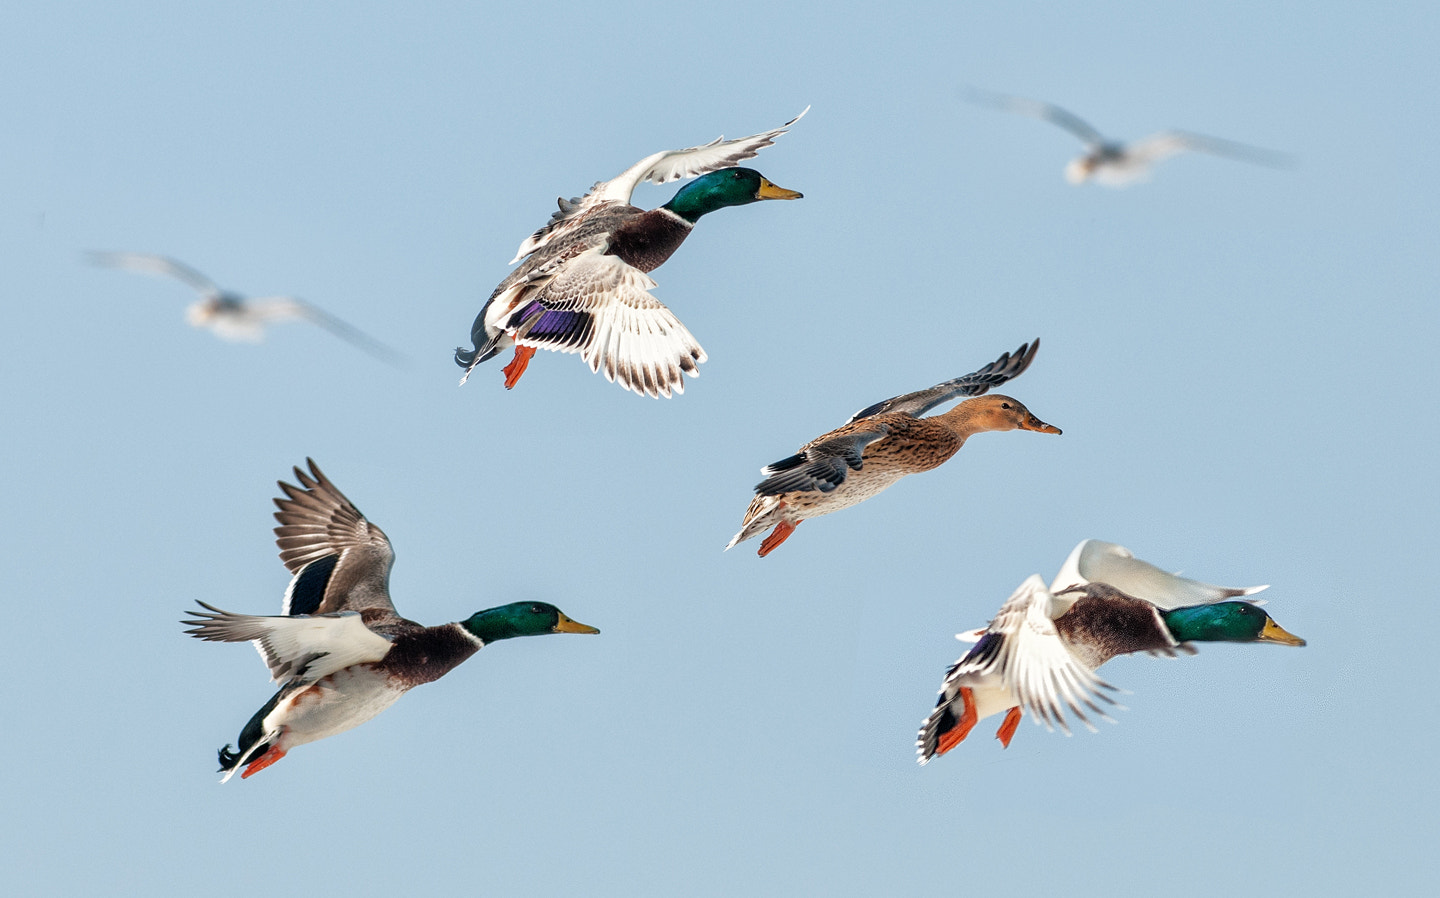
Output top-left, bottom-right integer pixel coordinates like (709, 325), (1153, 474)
(791, 468), (909, 519)
(268, 667), (408, 749)
(964, 676), (1020, 724)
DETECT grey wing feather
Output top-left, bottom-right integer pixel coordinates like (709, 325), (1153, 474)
(272, 458), (402, 621)
(88, 251), (224, 298)
(754, 426), (890, 495)
(510, 108), (807, 262)
(962, 88), (1106, 146)
(1130, 130), (1296, 169)
(846, 339), (1039, 423)
(621, 105), (809, 188)
(281, 299), (408, 366)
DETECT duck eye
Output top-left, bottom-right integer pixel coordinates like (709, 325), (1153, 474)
(1001, 402), (1012, 410)
(530, 604), (543, 614)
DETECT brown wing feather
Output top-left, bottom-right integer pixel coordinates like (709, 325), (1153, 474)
(272, 459), (404, 623)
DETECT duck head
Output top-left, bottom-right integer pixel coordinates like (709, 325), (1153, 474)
(1160, 601), (1306, 646)
(951, 394), (1062, 435)
(461, 601), (600, 643)
(662, 167), (803, 223)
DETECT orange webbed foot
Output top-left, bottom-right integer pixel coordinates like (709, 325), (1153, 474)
(241, 744), (288, 779)
(501, 345), (536, 390)
(935, 687), (979, 756)
(757, 519), (798, 557)
(996, 707), (1023, 748)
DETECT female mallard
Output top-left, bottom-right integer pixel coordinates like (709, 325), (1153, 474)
(182, 459), (599, 782)
(725, 339), (1060, 556)
(916, 539), (1305, 763)
(962, 88), (1293, 187)
(455, 110), (806, 398)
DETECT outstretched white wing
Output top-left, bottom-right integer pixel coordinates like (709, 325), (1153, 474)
(955, 574), (1118, 734)
(503, 249), (706, 398)
(1127, 130), (1295, 169)
(89, 251), (223, 299)
(510, 108), (808, 262)
(1049, 539), (1267, 612)
(182, 601), (393, 687)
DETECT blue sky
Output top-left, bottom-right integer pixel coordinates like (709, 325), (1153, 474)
(3, 2), (1436, 895)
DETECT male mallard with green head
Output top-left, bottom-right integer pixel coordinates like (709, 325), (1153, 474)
(916, 540), (1305, 763)
(455, 110), (806, 398)
(726, 340), (1060, 556)
(183, 460), (599, 781)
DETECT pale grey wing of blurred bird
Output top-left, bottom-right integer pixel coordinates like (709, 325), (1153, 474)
(247, 296), (409, 365)
(1076, 129), (1296, 186)
(961, 87), (1108, 148)
(1124, 130), (1296, 170)
(87, 251), (226, 300)
(961, 88), (1294, 186)
(88, 251), (406, 364)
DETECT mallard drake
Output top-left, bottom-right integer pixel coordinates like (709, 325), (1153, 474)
(962, 88), (1293, 186)
(455, 109), (806, 398)
(725, 339), (1060, 556)
(182, 459), (599, 782)
(916, 539), (1305, 763)
(88, 251), (404, 363)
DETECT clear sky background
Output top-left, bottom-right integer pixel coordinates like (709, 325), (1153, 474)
(3, 2), (1436, 895)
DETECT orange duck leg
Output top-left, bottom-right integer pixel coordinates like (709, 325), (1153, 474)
(757, 519), (799, 557)
(502, 345), (536, 389)
(995, 707), (1023, 748)
(241, 744), (288, 779)
(934, 687), (979, 756)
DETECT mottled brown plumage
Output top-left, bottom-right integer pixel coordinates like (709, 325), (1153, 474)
(727, 341), (1060, 556)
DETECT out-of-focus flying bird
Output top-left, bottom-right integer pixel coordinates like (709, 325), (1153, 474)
(89, 251), (405, 363)
(963, 88), (1294, 186)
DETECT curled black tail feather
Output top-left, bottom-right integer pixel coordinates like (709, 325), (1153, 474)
(218, 743), (245, 772)
(455, 338), (502, 375)
(217, 690), (284, 773)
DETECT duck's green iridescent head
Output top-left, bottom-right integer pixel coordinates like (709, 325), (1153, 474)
(461, 601), (600, 643)
(662, 167), (803, 223)
(1160, 602), (1306, 646)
